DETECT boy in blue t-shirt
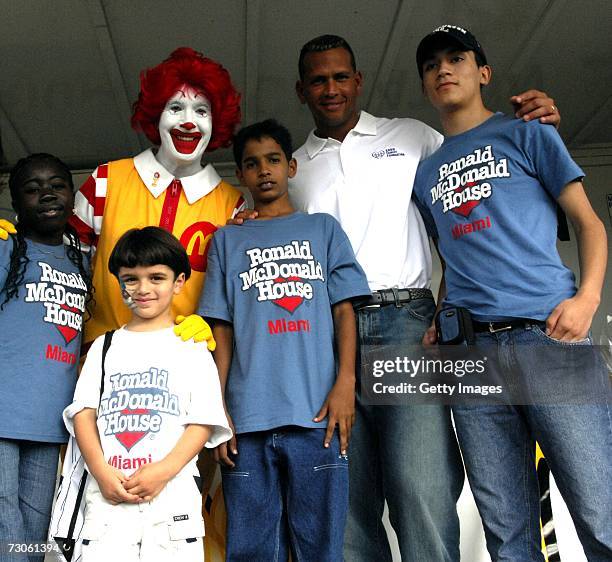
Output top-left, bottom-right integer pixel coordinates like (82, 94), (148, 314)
(198, 119), (370, 561)
(412, 25), (611, 561)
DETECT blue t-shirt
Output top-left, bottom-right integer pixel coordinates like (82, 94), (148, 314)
(0, 240), (87, 442)
(413, 113), (583, 321)
(198, 212), (370, 434)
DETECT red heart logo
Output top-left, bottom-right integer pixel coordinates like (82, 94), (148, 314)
(114, 409), (149, 451)
(451, 182), (480, 218)
(56, 304), (79, 344)
(271, 277), (303, 314)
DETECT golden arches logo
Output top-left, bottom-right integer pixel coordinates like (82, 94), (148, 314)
(186, 230), (212, 255)
(179, 221), (218, 272)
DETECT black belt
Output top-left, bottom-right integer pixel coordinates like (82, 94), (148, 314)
(472, 318), (545, 333)
(356, 288), (433, 309)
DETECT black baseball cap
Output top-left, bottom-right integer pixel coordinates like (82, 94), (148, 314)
(416, 25), (487, 78)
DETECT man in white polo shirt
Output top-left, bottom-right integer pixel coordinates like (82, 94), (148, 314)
(290, 34), (561, 562)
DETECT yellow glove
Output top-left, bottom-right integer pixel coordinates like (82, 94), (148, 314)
(0, 219), (17, 241)
(174, 314), (216, 351)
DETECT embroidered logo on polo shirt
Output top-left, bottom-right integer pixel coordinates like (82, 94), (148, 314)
(371, 147), (406, 159)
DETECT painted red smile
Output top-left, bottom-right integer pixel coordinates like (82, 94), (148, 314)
(170, 129), (202, 154)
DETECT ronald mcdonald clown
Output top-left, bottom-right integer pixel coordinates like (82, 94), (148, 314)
(71, 47), (244, 351)
(64, 48), (241, 561)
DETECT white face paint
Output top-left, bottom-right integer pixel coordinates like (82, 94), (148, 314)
(156, 87), (213, 176)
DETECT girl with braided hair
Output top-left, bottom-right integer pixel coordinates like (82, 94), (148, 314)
(0, 153), (92, 555)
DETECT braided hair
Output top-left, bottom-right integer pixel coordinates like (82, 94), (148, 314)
(1, 153), (94, 317)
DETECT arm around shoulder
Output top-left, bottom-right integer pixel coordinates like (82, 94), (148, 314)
(510, 89), (560, 127)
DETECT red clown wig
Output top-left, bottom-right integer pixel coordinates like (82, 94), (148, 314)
(131, 47), (241, 151)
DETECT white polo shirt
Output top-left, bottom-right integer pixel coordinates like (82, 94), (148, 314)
(289, 111), (443, 291)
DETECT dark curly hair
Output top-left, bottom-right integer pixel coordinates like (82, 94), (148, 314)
(1, 153), (94, 318)
(131, 47), (241, 152)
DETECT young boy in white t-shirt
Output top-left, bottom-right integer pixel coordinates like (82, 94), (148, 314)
(64, 226), (231, 562)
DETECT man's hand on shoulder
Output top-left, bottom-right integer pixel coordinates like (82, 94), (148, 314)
(510, 89), (560, 128)
(0, 219), (17, 241)
(226, 209), (258, 226)
(174, 314), (216, 351)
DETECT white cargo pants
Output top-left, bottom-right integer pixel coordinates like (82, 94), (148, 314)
(80, 476), (204, 562)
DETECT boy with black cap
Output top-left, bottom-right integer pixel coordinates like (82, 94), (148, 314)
(413, 25), (611, 562)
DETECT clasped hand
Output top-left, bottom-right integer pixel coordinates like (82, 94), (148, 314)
(96, 461), (173, 504)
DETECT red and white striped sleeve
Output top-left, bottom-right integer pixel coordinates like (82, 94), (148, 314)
(69, 164), (109, 254)
(230, 194), (246, 218)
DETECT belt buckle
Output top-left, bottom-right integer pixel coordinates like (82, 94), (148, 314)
(488, 322), (512, 333)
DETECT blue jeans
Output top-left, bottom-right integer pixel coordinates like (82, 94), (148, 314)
(0, 439), (60, 562)
(453, 326), (612, 562)
(344, 298), (464, 562)
(222, 427), (348, 562)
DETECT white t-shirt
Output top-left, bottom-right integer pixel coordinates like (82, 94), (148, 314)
(64, 326), (231, 479)
(290, 111), (443, 291)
